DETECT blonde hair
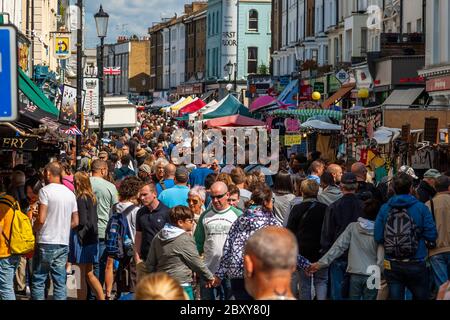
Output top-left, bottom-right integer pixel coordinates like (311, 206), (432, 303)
(216, 173), (233, 187)
(300, 179), (320, 198)
(74, 171), (97, 204)
(135, 273), (188, 300)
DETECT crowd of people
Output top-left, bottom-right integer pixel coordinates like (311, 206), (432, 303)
(0, 111), (449, 301)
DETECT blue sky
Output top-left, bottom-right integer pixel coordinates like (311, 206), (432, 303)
(84, 0), (188, 48)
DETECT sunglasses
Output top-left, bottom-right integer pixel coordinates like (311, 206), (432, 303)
(188, 199), (200, 205)
(210, 192), (227, 200)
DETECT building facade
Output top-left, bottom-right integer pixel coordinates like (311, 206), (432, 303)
(419, 0), (450, 105)
(103, 37), (151, 101)
(206, 0), (272, 81)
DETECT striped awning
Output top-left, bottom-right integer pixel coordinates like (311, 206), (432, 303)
(269, 109), (343, 122)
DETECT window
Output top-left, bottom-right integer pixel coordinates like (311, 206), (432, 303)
(248, 10), (258, 31)
(417, 19), (422, 33)
(407, 22), (412, 33)
(247, 47), (258, 74)
(361, 28), (367, 54)
(208, 14), (211, 36)
(216, 12), (220, 34)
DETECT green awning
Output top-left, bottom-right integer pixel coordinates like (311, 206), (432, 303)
(269, 109), (343, 122)
(18, 68), (59, 117)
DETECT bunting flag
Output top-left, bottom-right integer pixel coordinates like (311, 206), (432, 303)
(61, 125), (83, 136)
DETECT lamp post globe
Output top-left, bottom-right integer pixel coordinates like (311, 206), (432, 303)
(94, 5), (109, 38)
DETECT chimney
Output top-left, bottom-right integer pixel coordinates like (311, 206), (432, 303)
(184, 4), (193, 14)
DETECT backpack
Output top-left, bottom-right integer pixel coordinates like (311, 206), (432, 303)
(384, 206), (419, 259)
(0, 193), (35, 255)
(105, 204), (135, 260)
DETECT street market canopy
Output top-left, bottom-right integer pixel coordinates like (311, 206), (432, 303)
(188, 100), (218, 120)
(373, 127), (401, 144)
(300, 119), (341, 131)
(171, 96), (194, 111)
(269, 109), (343, 122)
(201, 94), (253, 120)
(250, 95), (276, 112)
(178, 98), (207, 116)
(151, 98), (171, 108)
(278, 79), (298, 106)
(322, 83), (355, 108)
(205, 115), (266, 128)
(18, 68), (60, 122)
(162, 97), (185, 111)
(382, 88), (424, 108)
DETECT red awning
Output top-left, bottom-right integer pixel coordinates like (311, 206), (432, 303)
(178, 98), (207, 116)
(322, 83), (355, 108)
(205, 115), (266, 127)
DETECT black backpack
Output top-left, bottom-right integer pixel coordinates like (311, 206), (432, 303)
(384, 207), (419, 259)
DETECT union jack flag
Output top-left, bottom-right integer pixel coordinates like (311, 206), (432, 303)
(61, 125), (83, 136)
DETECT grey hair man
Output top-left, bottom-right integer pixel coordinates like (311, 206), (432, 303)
(243, 226), (298, 300)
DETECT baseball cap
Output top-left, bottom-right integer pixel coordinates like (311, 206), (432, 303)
(341, 172), (357, 185)
(424, 169), (441, 179)
(398, 165), (418, 179)
(139, 164), (152, 174)
(175, 166), (189, 183)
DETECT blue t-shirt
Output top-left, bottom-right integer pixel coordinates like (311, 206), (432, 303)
(189, 167), (214, 187)
(158, 185), (190, 208)
(156, 179), (175, 195)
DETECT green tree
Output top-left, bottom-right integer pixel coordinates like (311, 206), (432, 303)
(258, 64), (268, 75)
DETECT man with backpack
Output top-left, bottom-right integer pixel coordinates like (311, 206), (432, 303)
(32, 162), (79, 300)
(0, 193), (35, 300)
(104, 177), (143, 299)
(375, 172), (437, 300)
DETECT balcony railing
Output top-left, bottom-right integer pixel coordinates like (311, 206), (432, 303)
(381, 33), (424, 44)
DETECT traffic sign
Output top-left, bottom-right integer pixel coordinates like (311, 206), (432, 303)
(335, 69), (350, 84)
(0, 25), (18, 122)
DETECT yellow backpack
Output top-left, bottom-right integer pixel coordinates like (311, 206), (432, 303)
(0, 194), (35, 255)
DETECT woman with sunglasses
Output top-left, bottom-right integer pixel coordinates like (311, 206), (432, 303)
(187, 186), (206, 235)
(214, 185), (280, 300)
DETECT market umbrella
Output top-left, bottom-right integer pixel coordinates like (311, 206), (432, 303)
(178, 98), (207, 116)
(205, 115), (266, 128)
(250, 95), (276, 112)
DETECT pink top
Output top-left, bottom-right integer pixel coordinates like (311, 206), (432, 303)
(62, 175), (75, 192)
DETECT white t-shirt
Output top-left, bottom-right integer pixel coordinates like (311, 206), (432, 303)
(38, 183), (78, 246)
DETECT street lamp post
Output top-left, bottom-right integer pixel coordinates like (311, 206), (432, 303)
(94, 5), (109, 148)
(224, 60), (234, 96)
(233, 62), (237, 93)
(76, 0), (83, 169)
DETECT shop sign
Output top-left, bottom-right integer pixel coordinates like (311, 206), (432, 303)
(335, 69), (349, 84)
(54, 33), (71, 60)
(83, 78), (99, 117)
(313, 82), (325, 94)
(284, 135), (302, 146)
(426, 76), (450, 92)
(0, 137), (38, 151)
(328, 74), (341, 93)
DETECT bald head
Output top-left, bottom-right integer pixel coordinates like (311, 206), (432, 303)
(351, 162), (367, 181)
(327, 164), (343, 184)
(310, 161), (325, 176)
(245, 226), (298, 272)
(164, 164), (176, 179)
(210, 181), (228, 194)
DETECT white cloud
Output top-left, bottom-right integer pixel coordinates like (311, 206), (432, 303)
(84, 0), (187, 47)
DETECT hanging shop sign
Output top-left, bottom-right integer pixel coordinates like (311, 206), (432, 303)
(284, 135), (302, 146)
(83, 78), (99, 117)
(335, 69), (350, 84)
(0, 137), (38, 151)
(59, 85), (85, 124)
(54, 33), (71, 60)
(313, 82), (325, 94)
